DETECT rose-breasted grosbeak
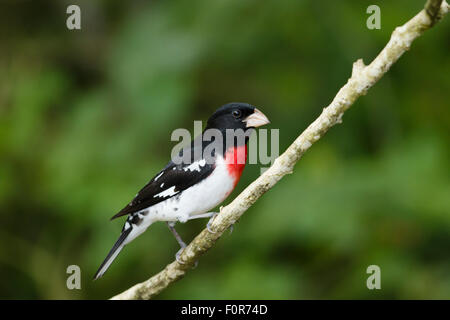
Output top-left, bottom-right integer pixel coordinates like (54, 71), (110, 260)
(94, 103), (270, 279)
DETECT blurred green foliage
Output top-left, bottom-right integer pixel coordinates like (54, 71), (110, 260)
(0, 0), (449, 299)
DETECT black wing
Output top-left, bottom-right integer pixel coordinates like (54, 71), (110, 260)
(111, 141), (215, 219)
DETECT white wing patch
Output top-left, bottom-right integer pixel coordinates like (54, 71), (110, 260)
(183, 159), (206, 172)
(154, 171), (164, 181)
(154, 186), (178, 198)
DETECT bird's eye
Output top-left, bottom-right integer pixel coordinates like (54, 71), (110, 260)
(232, 110), (242, 118)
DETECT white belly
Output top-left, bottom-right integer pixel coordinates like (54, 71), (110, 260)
(122, 156), (236, 244)
(147, 155), (234, 223)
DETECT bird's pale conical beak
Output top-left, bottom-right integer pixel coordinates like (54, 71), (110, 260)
(244, 108), (270, 128)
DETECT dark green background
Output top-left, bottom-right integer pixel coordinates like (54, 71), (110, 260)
(0, 0), (449, 299)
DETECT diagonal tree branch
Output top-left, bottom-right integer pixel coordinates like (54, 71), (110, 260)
(111, 0), (448, 300)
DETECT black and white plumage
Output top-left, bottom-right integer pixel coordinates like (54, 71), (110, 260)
(94, 103), (270, 280)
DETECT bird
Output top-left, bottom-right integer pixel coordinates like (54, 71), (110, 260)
(94, 102), (270, 280)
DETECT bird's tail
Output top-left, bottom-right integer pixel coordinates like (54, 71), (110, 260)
(93, 227), (132, 280)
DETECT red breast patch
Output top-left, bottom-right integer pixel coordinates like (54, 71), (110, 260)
(224, 145), (247, 188)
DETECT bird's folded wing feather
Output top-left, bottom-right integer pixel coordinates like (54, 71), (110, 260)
(111, 144), (215, 219)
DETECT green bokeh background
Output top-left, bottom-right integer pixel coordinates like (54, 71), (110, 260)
(0, 0), (449, 299)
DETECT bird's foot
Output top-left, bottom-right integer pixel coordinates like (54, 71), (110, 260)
(175, 245), (199, 268)
(206, 207), (234, 234)
(175, 244), (186, 264)
(207, 212), (219, 234)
